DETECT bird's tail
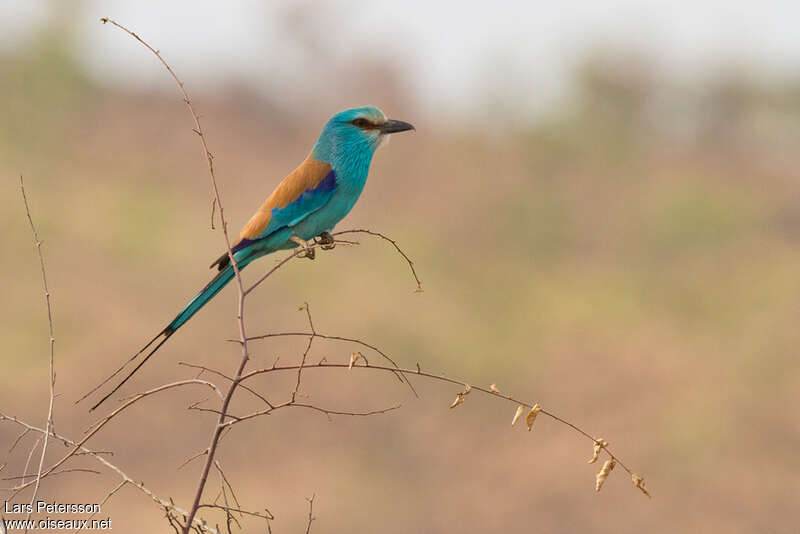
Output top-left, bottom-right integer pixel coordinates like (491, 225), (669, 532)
(80, 263), (241, 411)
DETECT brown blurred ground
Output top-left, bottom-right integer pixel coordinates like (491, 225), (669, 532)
(2, 18), (800, 534)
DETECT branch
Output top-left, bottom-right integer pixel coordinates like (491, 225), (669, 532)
(246, 318), (639, 479)
(99, 18), (247, 533)
(243, 240), (356, 297)
(333, 228), (423, 292)
(74, 480), (126, 534)
(195, 504), (273, 521)
(179, 362), (274, 409)
(219, 401), (401, 429)
(291, 303), (315, 403)
(2, 468), (100, 481)
(98, 18), (234, 252)
(238, 361), (646, 485)
(243, 329), (414, 395)
(304, 494), (315, 534)
(0, 413), (220, 534)
(19, 175), (56, 532)
(7, 380), (221, 496)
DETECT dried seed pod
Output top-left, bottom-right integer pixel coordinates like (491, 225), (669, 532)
(631, 473), (651, 498)
(525, 404), (542, 431)
(490, 384), (500, 394)
(588, 438), (609, 464)
(511, 405), (525, 426)
(595, 459), (616, 492)
(450, 393), (465, 409)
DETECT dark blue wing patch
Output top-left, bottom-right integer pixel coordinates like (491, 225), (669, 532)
(211, 170), (338, 271)
(265, 170), (338, 232)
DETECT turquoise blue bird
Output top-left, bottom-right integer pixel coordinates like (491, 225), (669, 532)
(88, 106), (414, 409)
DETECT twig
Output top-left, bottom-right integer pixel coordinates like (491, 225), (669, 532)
(333, 228), (423, 292)
(238, 361), (641, 478)
(178, 363), (273, 408)
(74, 480), (126, 533)
(304, 494), (315, 534)
(0, 413), (220, 534)
(291, 303), (315, 402)
(219, 401), (401, 428)
(20, 437), (40, 488)
(7, 429), (31, 455)
(178, 449), (209, 471)
(244, 330), (415, 396)
(243, 240), (355, 297)
(212, 461), (241, 534)
(188, 405), (241, 422)
(3, 468), (100, 481)
(19, 176), (56, 531)
(99, 18), (247, 533)
(195, 504), (273, 521)
(8, 380), (222, 495)
(98, 18), (236, 261)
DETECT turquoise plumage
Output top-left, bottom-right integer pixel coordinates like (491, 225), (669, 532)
(89, 106), (414, 409)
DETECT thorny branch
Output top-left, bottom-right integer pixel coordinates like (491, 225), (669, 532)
(19, 175), (57, 532)
(239, 329), (415, 395)
(99, 17), (249, 534)
(2, 468), (101, 482)
(2, 16), (648, 534)
(332, 228), (423, 292)
(20, 437), (40, 490)
(98, 18), (432, 533)
(0, 413), (220, 534)
(6, 380), (222, 496)
(75, 480), (126, 534)
(8, 191), (424, 530)
(193, 303), (647, 496)
(238, 359), (644, 483)
(305, 494), (315, 534)
(181, 363), (274, 409)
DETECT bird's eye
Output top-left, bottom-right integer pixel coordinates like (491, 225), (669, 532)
(352, 118), (371, 128)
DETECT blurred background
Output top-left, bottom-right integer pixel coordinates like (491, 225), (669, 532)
(2, 1), (799, 532)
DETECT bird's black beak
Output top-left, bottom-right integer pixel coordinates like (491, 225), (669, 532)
(379, 119), (415, 134)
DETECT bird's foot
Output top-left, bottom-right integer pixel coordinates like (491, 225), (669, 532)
(290, 236), (315, 260)
(316, 231), (336, 250)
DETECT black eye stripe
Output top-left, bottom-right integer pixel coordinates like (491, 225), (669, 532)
(351, 118), (374, 128)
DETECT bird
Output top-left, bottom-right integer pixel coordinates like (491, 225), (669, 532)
(86, 106), (415, 410)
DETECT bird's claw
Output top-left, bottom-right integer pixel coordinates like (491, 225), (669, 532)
(316, 231), (336, 250)
(290, 236), (315, 260)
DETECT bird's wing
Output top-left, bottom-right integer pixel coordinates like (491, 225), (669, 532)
(260, 168), (337, 235)
(210, 155), (337, 270)
(238, 155), (335, 242)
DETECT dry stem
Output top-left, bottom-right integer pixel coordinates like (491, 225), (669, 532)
(239, 360), (639, 477)
(99, 17), (248, 533)
(0, 413), (220, 534)
(19, 176), (56, 532)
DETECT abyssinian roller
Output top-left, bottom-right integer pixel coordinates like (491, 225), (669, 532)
(87, 106), (414, 409)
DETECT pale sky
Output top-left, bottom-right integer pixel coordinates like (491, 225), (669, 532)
(3, 1), (800, 117)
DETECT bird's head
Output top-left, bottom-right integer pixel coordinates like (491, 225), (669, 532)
(312, 106), (414, 163)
